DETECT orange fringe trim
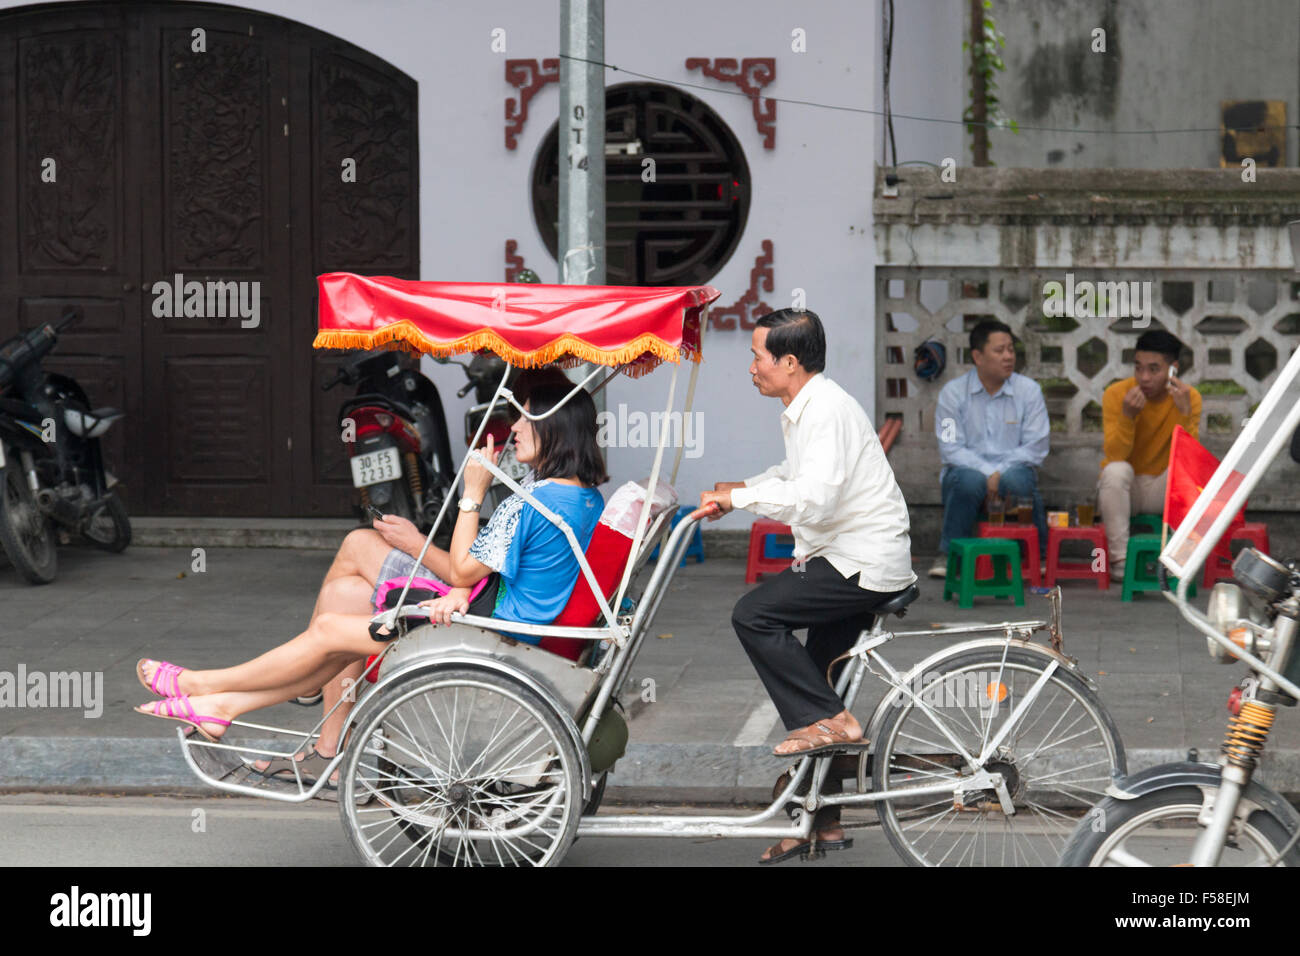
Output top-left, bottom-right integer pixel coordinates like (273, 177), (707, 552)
(313, 322), (701, 375)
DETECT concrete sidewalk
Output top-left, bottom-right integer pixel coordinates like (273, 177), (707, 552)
(2, 542), (1298, 801)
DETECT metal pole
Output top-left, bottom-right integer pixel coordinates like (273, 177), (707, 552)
(560, 0), (606, 411)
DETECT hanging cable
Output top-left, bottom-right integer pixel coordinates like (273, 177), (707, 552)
(557, 52), (1298, 138)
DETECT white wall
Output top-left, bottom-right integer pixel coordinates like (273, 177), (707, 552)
(2, 0), (877, 524)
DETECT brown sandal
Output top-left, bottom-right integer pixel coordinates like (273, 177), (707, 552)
(773, 719), (867, 758)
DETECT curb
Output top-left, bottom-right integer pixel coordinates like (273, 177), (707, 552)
(6, 737), (1300, 803)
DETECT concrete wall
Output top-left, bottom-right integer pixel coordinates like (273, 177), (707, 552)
(1, 0), (878, 526)
(943, 0), (1300, 168)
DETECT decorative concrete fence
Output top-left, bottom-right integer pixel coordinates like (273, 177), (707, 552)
(874, 168), (1300, 515)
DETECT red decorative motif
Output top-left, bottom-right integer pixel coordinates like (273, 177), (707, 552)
(709, 240), (774, 331)
(684, 57), (776, 148)
(504, 58), (560, 150)
(504, 239), (527, 282)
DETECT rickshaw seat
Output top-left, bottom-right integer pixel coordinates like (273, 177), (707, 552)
(539, 522), (636, 661)
(875, 583), (920, 618)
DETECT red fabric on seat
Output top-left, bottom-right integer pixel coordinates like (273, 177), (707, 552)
(539, 523), (635, 660)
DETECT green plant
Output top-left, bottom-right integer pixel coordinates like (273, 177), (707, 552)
(963, 0), (1018, 166)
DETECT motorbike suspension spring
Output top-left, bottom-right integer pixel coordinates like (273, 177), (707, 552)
(403, 452), (421, 499)
(1222, 699), (1275, 771)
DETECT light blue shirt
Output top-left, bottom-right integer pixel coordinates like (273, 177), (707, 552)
(935, 369), (1050, 478)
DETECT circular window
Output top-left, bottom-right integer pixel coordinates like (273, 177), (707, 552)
(531, 82), (751, 286)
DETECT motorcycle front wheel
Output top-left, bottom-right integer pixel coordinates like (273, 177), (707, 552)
(0, 466), (58, 584)
(1060, 780), (1300, 866)
(82, 493), (131, 552)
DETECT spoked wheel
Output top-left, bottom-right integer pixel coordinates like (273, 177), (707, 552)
(872, 647), (1125, 866)
(1060, 782), (1300, 867)
(338, 668), (584, 866)
(0, 466), (57, 584)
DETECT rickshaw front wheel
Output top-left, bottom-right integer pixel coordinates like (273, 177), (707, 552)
(337, 667), (585, 867)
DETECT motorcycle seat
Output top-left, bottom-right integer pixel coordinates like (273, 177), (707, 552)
(63, 406), (123, 439)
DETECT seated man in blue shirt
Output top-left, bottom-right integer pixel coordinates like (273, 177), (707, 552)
(928, 319), (1050, 578)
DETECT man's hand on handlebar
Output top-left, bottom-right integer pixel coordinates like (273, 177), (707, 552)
(697, 489), (733, 520)
(712, 481), (746, 494)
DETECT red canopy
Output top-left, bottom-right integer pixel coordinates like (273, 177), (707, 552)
(314, 273), (720, 376)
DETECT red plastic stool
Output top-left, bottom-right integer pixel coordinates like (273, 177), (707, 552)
(976, 523), (1041, 586)
(1201, 521), (1271, 587)
(746, 520), (793, 583)
(1045, 525), (1110, 590)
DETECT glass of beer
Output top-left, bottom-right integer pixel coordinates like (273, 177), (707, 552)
(1076, 501), (1095, 527)
(1016, 497), (1033, 524)
(988, 496), (1005, 526)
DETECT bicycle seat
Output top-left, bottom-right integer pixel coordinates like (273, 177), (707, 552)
(875, 583), (919, 617)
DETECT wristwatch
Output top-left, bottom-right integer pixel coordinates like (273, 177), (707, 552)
(457, 496), (482, 513)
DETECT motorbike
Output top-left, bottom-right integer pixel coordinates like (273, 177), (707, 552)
(0, 311), (131, 584)
(323, 349), (525, 536)
(1060, 356), (1300, 867)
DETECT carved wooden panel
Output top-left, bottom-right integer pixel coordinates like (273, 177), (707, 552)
(18, 31), (121, 273)
(0, 4), (418, 517)
(164, 358), (269, 482)
(18, 297), (123, 334)
(162, 28), (267, 271)
(312, 50), (417, 275)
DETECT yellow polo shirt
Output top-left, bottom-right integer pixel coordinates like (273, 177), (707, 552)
(1101, 377), (1202, 475)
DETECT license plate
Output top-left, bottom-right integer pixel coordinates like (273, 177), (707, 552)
(351, 447), (402, 488)
(496, 443), (529, 483)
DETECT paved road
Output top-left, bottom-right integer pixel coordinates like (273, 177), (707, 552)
(0, 793), (909, 866)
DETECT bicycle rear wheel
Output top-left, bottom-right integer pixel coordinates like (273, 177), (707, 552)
(872, 646), (1125, 866)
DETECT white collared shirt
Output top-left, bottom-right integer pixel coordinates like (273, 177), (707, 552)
(730, 374), (917, 592)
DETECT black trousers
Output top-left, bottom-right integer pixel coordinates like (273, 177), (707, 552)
(731, 557), (910, 730)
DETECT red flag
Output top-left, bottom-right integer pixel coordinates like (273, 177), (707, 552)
(1163, 426), (1244, 561)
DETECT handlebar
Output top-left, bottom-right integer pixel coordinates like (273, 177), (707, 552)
(689, 502), (722, 521)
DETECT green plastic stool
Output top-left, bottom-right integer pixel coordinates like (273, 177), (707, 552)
(943, 538), (1025, 609)
(1121, 533), (1196, 601)
(1131, 513), (1162, 535)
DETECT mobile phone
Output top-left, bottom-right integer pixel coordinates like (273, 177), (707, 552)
(1167, 362), (1178, 383)
(365, 504), (386, 522)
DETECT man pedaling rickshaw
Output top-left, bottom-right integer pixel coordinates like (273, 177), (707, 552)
(699, 308), (918, 865)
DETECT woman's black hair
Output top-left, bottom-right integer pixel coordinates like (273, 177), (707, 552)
(525, 382), (608, 487)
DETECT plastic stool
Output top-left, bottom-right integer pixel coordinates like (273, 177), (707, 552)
(943, 538), (1025, 608)
(1202, 521), (1271, 587)
(745, 520), (793, 583)
(650, 506), (705, 567)
(1131, 513), (1162, 535)
(1045, 525), (1110, 590)
(975, 523), (1041, 586)
(1122, 534), (1196, 600)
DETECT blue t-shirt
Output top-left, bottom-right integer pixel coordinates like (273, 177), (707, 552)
(468, 479), (604, 643)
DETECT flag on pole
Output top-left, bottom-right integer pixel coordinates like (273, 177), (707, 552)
(1162, 425), (1245, 561)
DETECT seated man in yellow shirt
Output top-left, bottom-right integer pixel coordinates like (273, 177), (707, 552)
(1099, 329), (1201, 581)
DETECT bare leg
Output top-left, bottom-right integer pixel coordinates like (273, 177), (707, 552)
(152, 612), (384, 696)
(134, 613), (390, 735)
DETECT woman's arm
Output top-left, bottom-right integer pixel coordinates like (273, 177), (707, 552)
(445, 437), (498, 587)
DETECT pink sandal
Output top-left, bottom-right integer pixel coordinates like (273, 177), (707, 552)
(137, 696), (230, 743)
(137, 659), (186, 699)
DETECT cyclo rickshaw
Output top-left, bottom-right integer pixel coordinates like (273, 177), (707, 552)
(179, 273), (1126, 867)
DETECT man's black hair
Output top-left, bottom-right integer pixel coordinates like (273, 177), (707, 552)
(755, 309), (826, 373)
(970, 319), (1014, 353)
(1134, 329), (1183, 364)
